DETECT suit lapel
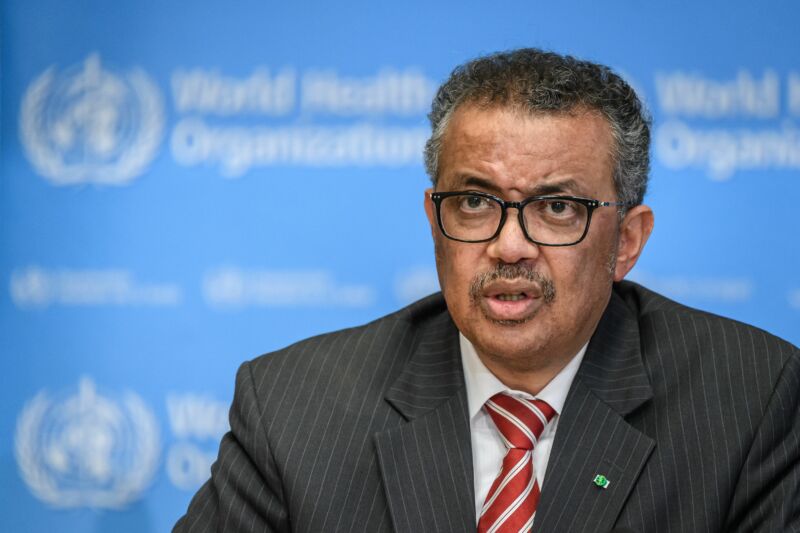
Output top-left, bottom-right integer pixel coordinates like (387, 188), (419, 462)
(534, 288), (656, 532)
(374, 303), (475, 533)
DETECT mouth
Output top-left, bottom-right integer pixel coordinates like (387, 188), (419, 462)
(480, 283), (545, 323)
(468, 264), (556, 324)
(469, 264), (556, 326)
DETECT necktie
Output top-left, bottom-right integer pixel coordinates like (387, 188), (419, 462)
(477, 393), (556, 533)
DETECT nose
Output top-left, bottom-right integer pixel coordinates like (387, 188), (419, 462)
(485, 209), (541, 264)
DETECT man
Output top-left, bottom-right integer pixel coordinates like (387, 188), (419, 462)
(175, 49), (799, 532)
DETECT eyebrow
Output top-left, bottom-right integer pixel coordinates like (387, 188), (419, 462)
(458, 175), (585, 197)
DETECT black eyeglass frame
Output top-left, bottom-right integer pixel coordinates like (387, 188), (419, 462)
(429, 190), (632, 246)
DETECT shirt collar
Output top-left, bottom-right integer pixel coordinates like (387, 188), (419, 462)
(460, 332), (587, 421)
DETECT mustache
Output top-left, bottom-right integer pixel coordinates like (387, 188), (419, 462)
(469, 263), (556, 304)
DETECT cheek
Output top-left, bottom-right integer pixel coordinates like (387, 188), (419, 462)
(435, 239), (481, 296)
(433, 237), (457, 294)
(550, 244), (616, 311)
(547, 248), (603, 297)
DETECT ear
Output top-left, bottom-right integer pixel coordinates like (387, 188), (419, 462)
(613, 204), (654, 282)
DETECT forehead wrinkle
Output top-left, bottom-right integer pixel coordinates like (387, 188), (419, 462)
(445, 148), (594, 196)
(439, 105), (616, 198)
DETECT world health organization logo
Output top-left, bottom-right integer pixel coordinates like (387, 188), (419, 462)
(19, 53), (164, 186)
(15, 377), (161, 508)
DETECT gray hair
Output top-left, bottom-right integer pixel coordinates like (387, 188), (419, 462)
(424, 48), (651, 206)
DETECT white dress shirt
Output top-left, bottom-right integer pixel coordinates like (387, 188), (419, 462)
(459, 333), (587, 521)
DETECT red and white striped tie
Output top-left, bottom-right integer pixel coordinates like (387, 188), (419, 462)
(477, 393), (556, 533)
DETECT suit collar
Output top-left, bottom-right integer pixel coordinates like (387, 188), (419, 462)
(384, 295), (465, 421)
(534, 284), (656, 531)
(386, 286), (654, 421)
(577, 284), (654, 415)
(376, 294), (476, 532)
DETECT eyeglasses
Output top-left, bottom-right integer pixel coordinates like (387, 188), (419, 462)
(430, 191), (631, 246)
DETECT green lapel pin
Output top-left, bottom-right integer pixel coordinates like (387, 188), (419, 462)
(593, 474), (610, 489)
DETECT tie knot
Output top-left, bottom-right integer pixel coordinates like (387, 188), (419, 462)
(484, 393), (556, 450)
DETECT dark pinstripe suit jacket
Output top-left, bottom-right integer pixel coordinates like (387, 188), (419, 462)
(175, 281), (800, 532)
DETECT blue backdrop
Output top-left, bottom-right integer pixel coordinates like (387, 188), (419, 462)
(2, 1), (799, 531)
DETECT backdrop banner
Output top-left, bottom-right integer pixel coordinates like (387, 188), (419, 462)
(2, 1), (798, 531)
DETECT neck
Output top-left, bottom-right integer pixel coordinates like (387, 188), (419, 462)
(477, 348), (579, 396)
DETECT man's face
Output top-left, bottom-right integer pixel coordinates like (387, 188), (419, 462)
(425, 104), (624, 383)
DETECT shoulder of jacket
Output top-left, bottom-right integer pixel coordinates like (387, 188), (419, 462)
(244, 292), (450, 374)
(617, 279), (798, 363)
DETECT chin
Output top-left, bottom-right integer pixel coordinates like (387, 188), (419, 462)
(477, 326), (550, 361)
(481, 339), (553, 373)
